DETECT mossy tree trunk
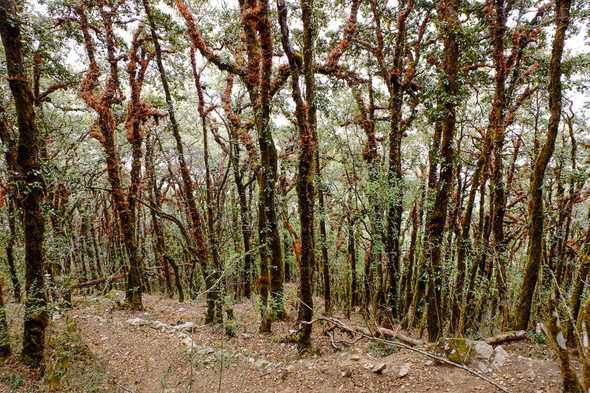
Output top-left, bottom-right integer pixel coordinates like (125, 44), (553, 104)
(0, 0), (48, 367)
(514, 0), (571, 330)
(423, 0), (461, 342)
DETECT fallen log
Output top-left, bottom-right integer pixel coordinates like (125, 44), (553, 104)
(301, 316), (512, 393)
(484, 330), (527, 346)
(355, 326), (424, 347)
(72, 273), (126, 289)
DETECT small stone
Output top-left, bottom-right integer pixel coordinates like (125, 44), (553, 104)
(472, 340), (494, 361)
(126, 318), (149, 326)
(152, 321), (172, 332)
(174, 322), (195, 332)
(198, 347), (215, 355)
(372, 363), (387, 374)
(341, 369), (352, 378)
(398, 363), (410, 378)
(181, 337), (194, 348)
(425, 360), (433, 366)
(492, 346), (509, 368)
(241, 332), (254, 339)
(349, 354), (360, 361)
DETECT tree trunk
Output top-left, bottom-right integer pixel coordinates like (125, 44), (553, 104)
(192, 50), (224, 324)
(143, 0), (214, 320)
(0, 282), (10, 359)
(0, 0), (48, 367)
(514, 0), (571, 330)
(5, 199), (21, 302)
(424, 0), (460, 341)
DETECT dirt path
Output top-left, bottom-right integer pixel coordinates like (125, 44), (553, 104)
(54, 292), (560, 393)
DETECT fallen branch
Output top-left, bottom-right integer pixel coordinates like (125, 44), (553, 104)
(484, 330), (527, 346)
(356, 326), (424, 347)
(302, 316), (511, 393)
(72, 273), (126, 289)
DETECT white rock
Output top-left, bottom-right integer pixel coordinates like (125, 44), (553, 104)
(174, 322), (195, 332)
(349, 354), (360, 361)
(152, 321), (172, 332)
(492, 345), (509, 368)
(372, 363), (387, 374)
(398, 363), (410, 378)
(471, 340), (494, 361)
(181, 336), (194, 348)
(126, 317), (149, 326)
(198, 347), (215, 355)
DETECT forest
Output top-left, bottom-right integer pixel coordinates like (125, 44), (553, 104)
(0, 0), (589, 391)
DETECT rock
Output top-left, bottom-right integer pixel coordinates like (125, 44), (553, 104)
(198, 347), (215, 355)
(349, 354), (360, 361)
(492, 345), (509, 368)
(302, 360), (314, 370)
(241, 332), (253, 339)
(181, 336), (194, 348)
(341, 368), (352, 378)
(398, 363), (410, 378)
(372, 363), (387, 374)
(440, 338), (493, 364)
(152, 321), (172, 332)
(126, 318), (149, 326)
(174, 322), (195, 332)
(472, 340), (494, 361)
(441, 338), (473, 364)
(425, 360), (433, 366)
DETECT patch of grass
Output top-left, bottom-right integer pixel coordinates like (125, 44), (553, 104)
(528, 331), (546, 345)
(1, 373), (24, 392)
(367, 340), (397, 358)
(43, 317), (111, 392)
(224, 320), (238, 337)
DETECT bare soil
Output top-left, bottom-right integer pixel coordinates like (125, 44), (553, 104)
(0, 289), (561, 392)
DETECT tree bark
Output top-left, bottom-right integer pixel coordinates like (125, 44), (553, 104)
(0, 0), (48, 366)
(277, 0), (317, 347)
(514, 0), (572, 330)
(144, 0), (215, 320)
(423, 0), (461, 341)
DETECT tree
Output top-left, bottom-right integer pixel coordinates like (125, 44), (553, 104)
(514, 0), (572, 330)
(0, 0), (48, 366)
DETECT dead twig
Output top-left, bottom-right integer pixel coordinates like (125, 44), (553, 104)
(302, 316), (511, 393)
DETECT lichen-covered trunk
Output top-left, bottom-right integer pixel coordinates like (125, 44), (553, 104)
(143, 0), (214, 321)
(349, 220), (358, 308)
(144, 133), (175, 298)
(192, 51), (225, 324)
(0, 0), (48, 366)
(0, 282), (10, 359)
(488, 0), (509, 324)
(256, 2), (285, 320)
(317, 175), (331, 315)
(514, 0), (571, 330)
(452, 134), (491, 334)
(424, 0), (460, 341)
(277, 0), (316, 346)
(5, 199), (21, 302)
(229, 124), (254, 298)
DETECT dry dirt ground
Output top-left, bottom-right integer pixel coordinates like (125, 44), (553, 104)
(1, 289), (561, 393)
